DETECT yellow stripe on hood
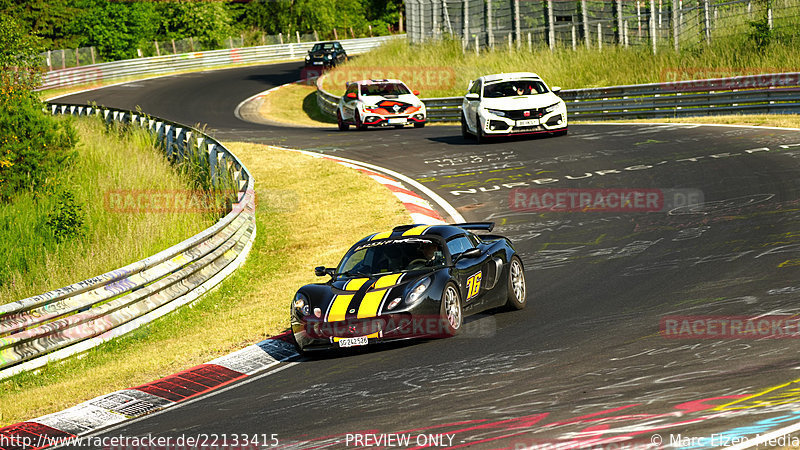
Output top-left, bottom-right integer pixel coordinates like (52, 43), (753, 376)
(327, 278), (370, 322)
(371, 231), (392, 240)
(357, 273), (404, 319)
(402, 225), (431, 236)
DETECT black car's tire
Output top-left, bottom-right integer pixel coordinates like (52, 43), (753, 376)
(505, 256), (527, 310)
(440, 282), (463, 337)
(461, 113), (470, 139)
(336, 110), (349, 131)
(355, 111), (368, 131)
(414, 122), (425, 128)
(475, 114), (484, 144)
(291, 332), (307, 355)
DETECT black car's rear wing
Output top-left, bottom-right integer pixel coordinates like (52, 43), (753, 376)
(454, 222), (495, 232)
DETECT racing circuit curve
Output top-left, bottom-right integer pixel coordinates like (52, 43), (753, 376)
(47, 61), (800, 449)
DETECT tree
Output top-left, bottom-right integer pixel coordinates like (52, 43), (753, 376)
(0, 12), (76, 202)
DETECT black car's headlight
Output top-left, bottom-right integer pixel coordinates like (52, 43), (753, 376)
(293, 292), (310, 316)
(407, 277), (432, 305)
(486, 108), (508, 117)
(325, 54), (333, 59)
(305, 55), (310, 60)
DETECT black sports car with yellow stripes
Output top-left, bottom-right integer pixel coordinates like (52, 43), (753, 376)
(290, 223), (527, 352)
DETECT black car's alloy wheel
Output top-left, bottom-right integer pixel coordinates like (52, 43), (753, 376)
(506, 256), (527, 310)
(440, 283), (463, 336)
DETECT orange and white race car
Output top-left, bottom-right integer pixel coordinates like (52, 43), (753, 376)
(336, 79), (427, 131)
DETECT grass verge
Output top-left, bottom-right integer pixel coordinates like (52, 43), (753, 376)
(322, 37), (800, 97)
(581, 114), (800, 129)
(0, 142), (409, 426)
(0, 118), (213, 303)
(258, 82), (336, 127)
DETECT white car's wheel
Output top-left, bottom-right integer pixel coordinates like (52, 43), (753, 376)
(336, 109), (349, 131)
(474, 114), (484, 144)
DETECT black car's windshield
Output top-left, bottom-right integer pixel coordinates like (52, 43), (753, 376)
(338, 238), (445, 276)
(312, 43), (335, 52)
(483, 80), (549, 98)
(360, 83), (411, 97)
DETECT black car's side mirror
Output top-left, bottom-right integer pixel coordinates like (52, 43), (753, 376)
(454, 248), (482, 262)
(315, 266), (334, 277)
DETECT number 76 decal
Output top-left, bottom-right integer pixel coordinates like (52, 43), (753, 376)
(466, 271), (482, 300)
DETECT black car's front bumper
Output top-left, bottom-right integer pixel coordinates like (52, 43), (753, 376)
(292, 302), (444, 351)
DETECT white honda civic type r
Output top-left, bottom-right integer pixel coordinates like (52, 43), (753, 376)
(336, 79), (427, 131)
(461, 72), (568, 143)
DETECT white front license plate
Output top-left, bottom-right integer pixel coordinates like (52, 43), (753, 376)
(516, 119), (540, 127)
(313, 62), (323, 65)
(388, 118), (407, 125)
(339, 336), (369, 347)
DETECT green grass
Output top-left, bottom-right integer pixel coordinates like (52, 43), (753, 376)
(258, 83), (336, 126)
(322, 26), (800, 97)
(0, 117), (213, 303)
(0, 142), (409, 426)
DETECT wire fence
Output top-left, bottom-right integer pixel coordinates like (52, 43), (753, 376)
(405, 0), (800, 53)
(40, 27), (392, 71)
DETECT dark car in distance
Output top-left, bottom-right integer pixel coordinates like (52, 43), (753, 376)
(305, 41), (348, 68)
(290, 223), (527, 353)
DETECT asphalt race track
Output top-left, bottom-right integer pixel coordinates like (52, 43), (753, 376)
(56, 62), (800, 449)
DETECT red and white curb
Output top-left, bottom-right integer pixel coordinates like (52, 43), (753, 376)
(0, 336), (298, 449)
(233, 79), (309, 123)
(272, 146), (464, 225)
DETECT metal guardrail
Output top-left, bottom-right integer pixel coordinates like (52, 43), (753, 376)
(38, 35), (404, 91)
(317, 72), (800, 122)
(0, 104), (256, 380)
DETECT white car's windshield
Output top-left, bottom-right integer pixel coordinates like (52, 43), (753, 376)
(338, 238), (445, 276)
(361, 83), (411, 97)
(483, 80), (549, 98)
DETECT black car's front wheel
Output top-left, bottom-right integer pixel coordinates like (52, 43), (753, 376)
(505, 256), (527, 310)
(440, 283), (463, 336)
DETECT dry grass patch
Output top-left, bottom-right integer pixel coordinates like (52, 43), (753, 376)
(258, 82), (336, 127)
(0, 142), (409, 426)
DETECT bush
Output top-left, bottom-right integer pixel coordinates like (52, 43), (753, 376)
(0, 13), (77, 202)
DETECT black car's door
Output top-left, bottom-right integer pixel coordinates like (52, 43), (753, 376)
(446, 234), (491, 311)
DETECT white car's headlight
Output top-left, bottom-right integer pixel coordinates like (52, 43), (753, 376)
(486, 108), (508, 117)
(544, 102), (564, 114)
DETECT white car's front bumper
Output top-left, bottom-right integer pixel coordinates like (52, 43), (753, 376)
(478, 104), (568, 135)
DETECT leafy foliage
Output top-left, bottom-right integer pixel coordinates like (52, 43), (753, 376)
(1, 0), (404, 62)
(0, 12), (77, 202)
(46, 189), (85, 242)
